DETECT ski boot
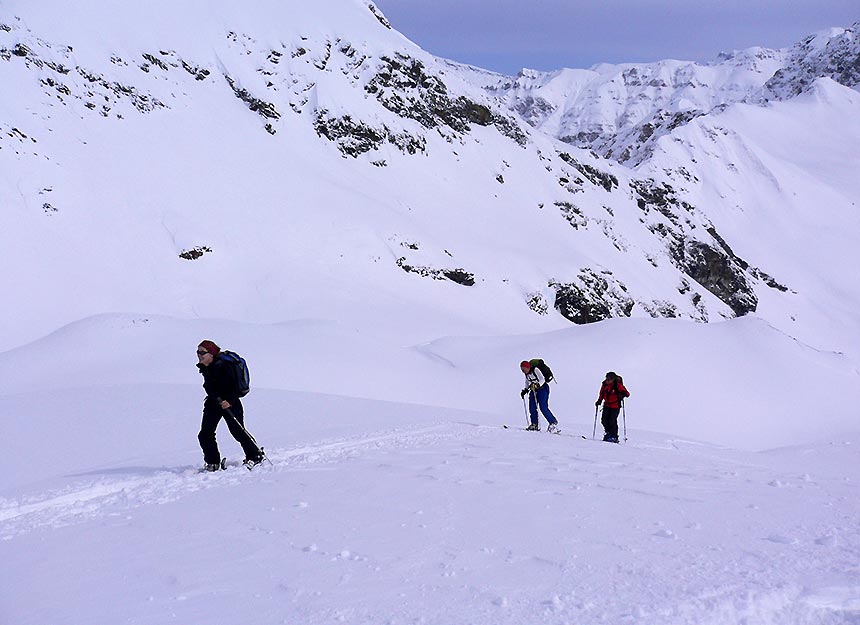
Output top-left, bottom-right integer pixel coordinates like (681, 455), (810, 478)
(243, 450), (266, 470)
(547, 423), (561, 434)
(525, 423), (540, 431)
(202, 458), (227, 472)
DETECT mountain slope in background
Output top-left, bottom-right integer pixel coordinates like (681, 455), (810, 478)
(485, 25), (860, 358)
(2, 2), (857, 359)
(486, 23), (860, 165)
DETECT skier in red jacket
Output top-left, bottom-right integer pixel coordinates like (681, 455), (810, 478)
(595, 371), (629, 443)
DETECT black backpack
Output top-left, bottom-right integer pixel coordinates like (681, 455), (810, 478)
(612, 375), (628, 402)
(529, 358), (554, 383)
(219, 350), (250, 397)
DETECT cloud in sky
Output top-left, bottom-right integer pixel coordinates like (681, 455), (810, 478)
(373, 0), (859, 74)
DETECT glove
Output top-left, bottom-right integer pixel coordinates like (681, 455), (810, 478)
(520, 388), (528, 398)
(595, 400), (601, 407)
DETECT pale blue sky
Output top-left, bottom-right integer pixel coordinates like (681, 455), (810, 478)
(373, 1), (859, 75)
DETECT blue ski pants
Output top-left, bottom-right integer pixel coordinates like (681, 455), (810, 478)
(528, 384), (558, 426)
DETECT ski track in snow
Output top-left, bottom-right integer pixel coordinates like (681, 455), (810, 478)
(0, 422), (755, 536)
(0, 423), (476, 538)
(2, 422), (859, 625)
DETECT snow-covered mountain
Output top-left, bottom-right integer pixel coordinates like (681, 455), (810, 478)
(764, 25), (860, 101)
(3, 1), (857, 356)
(480, 23), (860, 356)
(486, 23), (860, 165)
(484, 47), (785, 165)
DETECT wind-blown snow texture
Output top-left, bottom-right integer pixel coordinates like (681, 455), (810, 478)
(1, 2), (859, 624)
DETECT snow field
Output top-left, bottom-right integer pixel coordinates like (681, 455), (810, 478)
(0, 312), (858, 624)
(1, 395), (858, 625)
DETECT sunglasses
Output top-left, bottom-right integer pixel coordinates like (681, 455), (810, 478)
(196, 350), (209, 356)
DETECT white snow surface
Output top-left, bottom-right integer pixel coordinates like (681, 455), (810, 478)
(1, 1), (860, 624)
(1, 314), (859, 625)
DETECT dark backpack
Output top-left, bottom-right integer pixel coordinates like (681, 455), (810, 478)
(613, 375), (628, 402)
(220, 350), (250, 397)
(529, 358), (554, 383)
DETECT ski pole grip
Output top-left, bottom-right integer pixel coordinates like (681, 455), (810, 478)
(215, 396), (235, 418)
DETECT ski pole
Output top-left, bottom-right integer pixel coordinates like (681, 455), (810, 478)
(217, 397), (272, 466)
(592, 405), (599, 440)
(522, 393), (530, 427)
(621, 401), (627, 443)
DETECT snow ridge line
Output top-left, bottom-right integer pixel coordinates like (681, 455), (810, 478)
(0, 423), (474, 538)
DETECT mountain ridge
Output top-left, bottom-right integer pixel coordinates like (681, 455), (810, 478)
(1, 2), (858, 361)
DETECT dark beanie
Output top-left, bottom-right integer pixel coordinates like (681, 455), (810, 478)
(198, 340), (220, 356)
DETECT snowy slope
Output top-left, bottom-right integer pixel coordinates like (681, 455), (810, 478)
(1, 313), (856, 455)
(4, 417), (859, 625)
(642, 78), (860, 356)
(2, 3), (860, 624)
(1, 312), (858, 624)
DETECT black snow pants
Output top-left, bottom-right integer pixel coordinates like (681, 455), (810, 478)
(198, 398), (260, 464)
(601, 406), (621, 439)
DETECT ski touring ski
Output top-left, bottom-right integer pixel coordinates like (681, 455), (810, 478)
(502, 424), (563, 435)
(500, 425), (626, 442)
(580, 435), (626, 444)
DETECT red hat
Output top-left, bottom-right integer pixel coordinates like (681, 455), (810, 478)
(520, 360), (531, 370)
(198, 340), (221, 356)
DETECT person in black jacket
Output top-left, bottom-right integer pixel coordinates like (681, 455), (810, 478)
(196, 340), (264, 470)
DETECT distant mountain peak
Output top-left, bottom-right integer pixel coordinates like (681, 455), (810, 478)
(764, 23), (860, 100)
(489, 24), (858, 166)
